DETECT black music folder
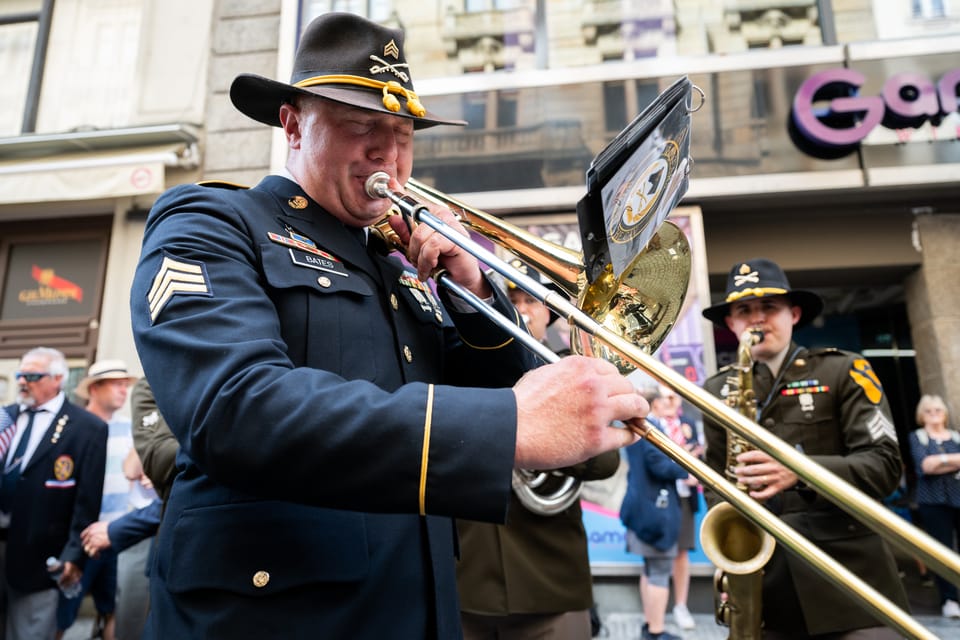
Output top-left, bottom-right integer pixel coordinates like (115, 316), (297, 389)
(577, 76), (694, 284)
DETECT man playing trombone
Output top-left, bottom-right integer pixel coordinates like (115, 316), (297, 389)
(700, 257), (909, 639)
(129, 12), (644, 640)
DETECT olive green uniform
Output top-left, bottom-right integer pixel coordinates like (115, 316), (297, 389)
(456, 451), (620, 619)
(703, 343), (909, 635)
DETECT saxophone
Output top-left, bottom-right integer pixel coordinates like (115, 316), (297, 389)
(699, 328), (776, 640)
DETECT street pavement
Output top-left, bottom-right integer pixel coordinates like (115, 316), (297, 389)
(61, 608), (960, 639)
(596, 612), (960, 639)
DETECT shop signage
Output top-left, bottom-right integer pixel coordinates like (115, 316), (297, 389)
(1, 238), (103, 321)
(790, 67), (960, 157)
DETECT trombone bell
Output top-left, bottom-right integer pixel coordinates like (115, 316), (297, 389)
(404, 178), (692, 359)
(574, 220), (690, 372)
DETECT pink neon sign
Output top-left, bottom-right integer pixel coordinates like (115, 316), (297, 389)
(790, 68), (960, 158)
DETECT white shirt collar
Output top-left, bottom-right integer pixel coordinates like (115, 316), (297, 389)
(20, 391), (65, 416)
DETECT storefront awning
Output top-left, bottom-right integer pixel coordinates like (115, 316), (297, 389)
(0, 142), (196, 205)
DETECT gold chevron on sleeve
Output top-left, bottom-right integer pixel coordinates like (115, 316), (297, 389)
(147, 255), (211, 323)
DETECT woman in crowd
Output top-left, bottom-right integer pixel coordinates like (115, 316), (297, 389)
(908, 394), (960, 619)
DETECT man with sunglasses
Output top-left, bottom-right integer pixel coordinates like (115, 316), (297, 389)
(1, 347), (106, 640)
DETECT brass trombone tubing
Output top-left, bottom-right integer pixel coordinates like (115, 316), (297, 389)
(406, 179), (583, 297)
(638, 427), (934, 640)
(444, 275), (934, 638)
(402, 177), (960, 588)
(618, 340), (960, 588)
(368, 175), (953, 637)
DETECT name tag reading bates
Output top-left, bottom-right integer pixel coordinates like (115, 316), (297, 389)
(288, 248), (349, 277)
(267, 231), (349, 278)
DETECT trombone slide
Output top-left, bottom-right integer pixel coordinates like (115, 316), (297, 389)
(363, 173), (952, 639)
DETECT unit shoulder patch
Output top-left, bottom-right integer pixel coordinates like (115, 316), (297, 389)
(147, 253), (212, 323)
(849, 358), (884, 405)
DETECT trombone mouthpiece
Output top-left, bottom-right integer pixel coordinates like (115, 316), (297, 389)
(365, 172), (391, 199)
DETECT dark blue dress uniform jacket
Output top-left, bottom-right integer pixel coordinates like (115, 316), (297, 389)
(130, 175), (537, 639)
(2, 401), (106, 593)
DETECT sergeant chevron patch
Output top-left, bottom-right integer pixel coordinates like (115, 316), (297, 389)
(147, 254), (212, 323)
(866, 409), (897, 443)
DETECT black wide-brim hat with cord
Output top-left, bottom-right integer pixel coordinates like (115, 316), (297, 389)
(230, 12), (466, 130)
(702, 257), (824, 328)
(505, 258), (566, 325)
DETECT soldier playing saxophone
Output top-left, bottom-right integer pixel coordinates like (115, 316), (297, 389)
(700, 258), (908, 639)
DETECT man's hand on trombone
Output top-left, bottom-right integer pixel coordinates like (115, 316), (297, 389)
(513, 355), (645, 470)
(385, 181), (492, 300)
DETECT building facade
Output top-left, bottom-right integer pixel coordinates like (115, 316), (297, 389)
(0, 0), (958, 585)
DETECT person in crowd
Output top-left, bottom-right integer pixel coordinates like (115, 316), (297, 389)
(1, 347), (106, 640)
(129, 379), (177, 504)
(80, 378), (177, 640)
(456, 261), (620, 639)
(654, 386), (701, 631)
(907, 394), (960, 619)
(0, 397), (13, 639)
(701, 257), (909, 639)
(79, 446), (161, 640)
(128, 13), (644, 639)
(56, 360), (137, 640)
(620, 386), (688, 640)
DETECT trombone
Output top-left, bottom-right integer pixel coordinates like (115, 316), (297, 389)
(365, 172), (957, 640)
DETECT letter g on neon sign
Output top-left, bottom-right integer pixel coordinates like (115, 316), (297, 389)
(791, 68), (884, 151)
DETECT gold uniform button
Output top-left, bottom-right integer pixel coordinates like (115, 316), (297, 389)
(390, 293), (399, 310)
(317, 276), (332, 288)
(252, 571), (270, 588)
(403, 345), (413, 362)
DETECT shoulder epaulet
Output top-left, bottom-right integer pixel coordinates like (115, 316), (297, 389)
(707, 364), (736, 379)
(807, 347), (845, 357)
(195, 180), (250, 190)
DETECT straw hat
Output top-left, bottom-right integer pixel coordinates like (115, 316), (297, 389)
(74, 360), (138, 400)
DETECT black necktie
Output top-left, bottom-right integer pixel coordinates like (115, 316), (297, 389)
(346, 225), (367, 248)
(0, 409), (38, 513)
(753, 362), (773, 400)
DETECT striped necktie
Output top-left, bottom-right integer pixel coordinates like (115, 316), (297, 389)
(0, 409), (40, 513)
(0, 409), (15, 462)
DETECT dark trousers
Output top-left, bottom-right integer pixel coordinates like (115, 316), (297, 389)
(0, 539), (6, 640)
(917, 503), (960, 604)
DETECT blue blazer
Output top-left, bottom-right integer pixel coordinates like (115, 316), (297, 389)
(3, 400), (106, 592)
(619, 418), (687, 551)
(107, 499), (162, 552)
(130, 176), (536, 639)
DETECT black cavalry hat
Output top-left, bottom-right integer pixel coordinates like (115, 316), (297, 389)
(702, 257), (824, 328)
(230, 12), (466, 129)
(505, 258), (567, 324)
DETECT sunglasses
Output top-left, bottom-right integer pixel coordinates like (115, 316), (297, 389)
(15, 372), (50, 383)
